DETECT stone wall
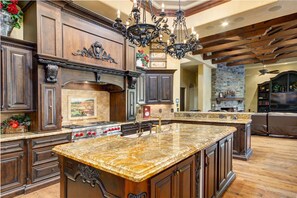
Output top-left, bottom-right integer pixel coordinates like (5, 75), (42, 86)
(211, 64), (245, 111)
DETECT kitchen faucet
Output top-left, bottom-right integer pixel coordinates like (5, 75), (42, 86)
(151, 116), (162, 133)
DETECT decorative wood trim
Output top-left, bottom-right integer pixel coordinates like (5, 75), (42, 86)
(65, 164), (120, 198)
(127, 76), (137, 89)
(72, 41), (118, 64)
(195, 152), (201, 198)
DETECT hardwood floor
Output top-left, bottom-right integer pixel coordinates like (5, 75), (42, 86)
(15, 136), (297, 198)
(223, 135), (297, 198)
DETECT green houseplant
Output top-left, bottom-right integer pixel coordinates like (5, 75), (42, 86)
(0, 0), (23, 36)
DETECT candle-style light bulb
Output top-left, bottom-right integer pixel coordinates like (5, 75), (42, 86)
(161, 3), (165, 12)
(171, 27), (174, 34)
(133, 0), (137, 7)
(126, 21), (130, 27)
(184, 39), (187, 44)
(117, 10), (120, 18)
(196, 34), (199, 40)
(167, 40), (170, 45)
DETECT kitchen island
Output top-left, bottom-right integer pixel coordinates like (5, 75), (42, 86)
(53, 123), (236, 198)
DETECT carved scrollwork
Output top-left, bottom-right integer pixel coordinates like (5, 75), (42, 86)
(45, 64), (58, 83)
(73, 41), (118, 64)
(128, 192), (147, 198)
(76, 164), (119, 198)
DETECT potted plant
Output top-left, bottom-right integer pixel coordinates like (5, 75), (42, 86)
(136, 49), (150, 68)
(1, 114), (31, 134)
(0, 0), (23, 36)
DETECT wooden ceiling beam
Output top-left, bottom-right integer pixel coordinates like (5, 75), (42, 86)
(263, 52), (297, 64)
(196, 28), (297, 54)
(253, 38), (297, 55)
(226, 59), (260, 66)
(199, 13), (297, 44)
(201, 48), (252, 59)
(212, 54), (257, 64)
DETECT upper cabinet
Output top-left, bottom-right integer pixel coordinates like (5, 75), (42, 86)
(146, 69), (175, 104)
(1, 37), (35, 113)
(271, 71), (297, 93)
(126, 42), (136, 71)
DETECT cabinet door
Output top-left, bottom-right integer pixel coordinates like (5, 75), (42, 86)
(204, 143), (218, 198)
(137, 73), (146, 104)
(218, 137), (227, 190)
(158, 74), (173, 103)
(150, 166), (176, 198)
(2, 45), (32, 111)
(146, 74), (159, 103)
(127, 89), (136, 121)
(176, 155), (195, 198)
(1, 151), (26, 192)
(41, 84), (59, 130)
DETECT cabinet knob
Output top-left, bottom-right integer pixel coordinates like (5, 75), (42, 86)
(20, 154), (24, 159)
(51, 168), (55, 172)
(51, 152), (55, 156)
(49, 105), (52, 109)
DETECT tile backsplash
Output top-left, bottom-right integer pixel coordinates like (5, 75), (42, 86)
(136, 104), (174, 120)
(62, 89), (110, 125)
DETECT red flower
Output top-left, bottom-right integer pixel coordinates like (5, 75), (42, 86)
(7, 3), (19, 15)
(0, 3), (3, 9)
(138, 49), (144, 54)
(9, 120), (19, 128)
(11, 0), (18, 4)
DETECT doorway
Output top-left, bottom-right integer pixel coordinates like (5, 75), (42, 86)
(180, 87), (185, 111)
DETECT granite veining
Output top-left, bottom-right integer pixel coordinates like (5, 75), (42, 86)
(53, 123), (236, 182)
(0, 129), (72, 142)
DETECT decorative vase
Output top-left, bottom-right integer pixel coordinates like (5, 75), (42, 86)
(0, 10), (17, 37)
(136, 59), (143, 67)
(3, 126), (27, 134)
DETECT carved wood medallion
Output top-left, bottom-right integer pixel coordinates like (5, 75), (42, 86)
(45, 64), (58, 83)
(127, 192), (147, 198)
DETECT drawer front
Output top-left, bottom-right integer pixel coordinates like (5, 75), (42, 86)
(32, 162), (59, 183)
(121, 124), (138, 132)
(32, 146), (57, 166)
(1, 140), (24, 154)
(32, 133), (71, 149)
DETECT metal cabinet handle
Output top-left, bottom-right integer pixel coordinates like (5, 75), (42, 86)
(20, 154), (24, 159)
(51, 152), (55, 156)
(51, 168), (55, 172)
(49, 105), (52, 109)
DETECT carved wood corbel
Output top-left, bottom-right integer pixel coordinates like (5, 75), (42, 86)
(45, 64), (59, 83)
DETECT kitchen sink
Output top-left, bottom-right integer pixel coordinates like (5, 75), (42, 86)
(123, 130), (156, 138)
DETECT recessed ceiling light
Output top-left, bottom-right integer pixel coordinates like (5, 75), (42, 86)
(221, 22), (229, 27)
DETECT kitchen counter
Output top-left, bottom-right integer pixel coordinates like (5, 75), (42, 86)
(0, 129), (72, 142)
(53, 123), (236, 182)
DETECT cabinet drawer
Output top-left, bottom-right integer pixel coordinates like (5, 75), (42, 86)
(32, 146), (57, 166)
(121, 124), (138, 132)
(32, 162), (59, 183)
(1, 140), (24, 154)
(32, 133), (71, 149)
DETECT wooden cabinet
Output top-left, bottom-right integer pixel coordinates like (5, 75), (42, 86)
(204, 134), (235, 198)
(1, 140), (26, 197)
(218, 135), (233, 193)
(126, 42), (136, 71)
(150, 155), (195, 198)
(204, 143), (218, 198)
(1, 36), (35, 113)
(41, 84), (60, 130)
(146, 70), (175, 104)
(257, 81), (270, 112)
(127, 89), (136, 121)
(27, 133), (71, 189)
(136, 71), (146, 104)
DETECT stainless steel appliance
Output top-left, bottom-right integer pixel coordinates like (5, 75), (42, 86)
(63, 122), (122, 142)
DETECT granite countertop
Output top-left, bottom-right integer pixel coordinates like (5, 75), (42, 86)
(125, 117), (252, 125)
(0, 129), (72, 142)
(53, 123), (236, 182)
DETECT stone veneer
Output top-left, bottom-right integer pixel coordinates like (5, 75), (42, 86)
(61, 89), (110, 125)
(211, 64), (245, 111)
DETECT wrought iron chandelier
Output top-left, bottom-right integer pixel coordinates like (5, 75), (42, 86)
(164, 0), (202, 59)
(113, 0), (170, 47)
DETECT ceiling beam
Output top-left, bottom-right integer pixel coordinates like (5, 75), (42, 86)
(212, 54), (257, 64)
(226, 59), (260, 66)
(202, 48), (252, 60)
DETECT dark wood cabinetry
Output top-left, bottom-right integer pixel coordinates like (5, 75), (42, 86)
(204, 134), (235, 198)
(136, 70), (146, 104)
(204, 143), (218, 198)
(41, 84), (60, 130)
(1, 36), (35, 113)
(257, 81), (270, 112)
(146, 70), (175, 104)
(150, 155), (195, 198)
(0, 140), (26, 197)
(127, 89), (136, 121)
(26, 133), (71, 192)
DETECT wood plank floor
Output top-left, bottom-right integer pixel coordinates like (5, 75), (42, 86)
(15, 136), (297, 198)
